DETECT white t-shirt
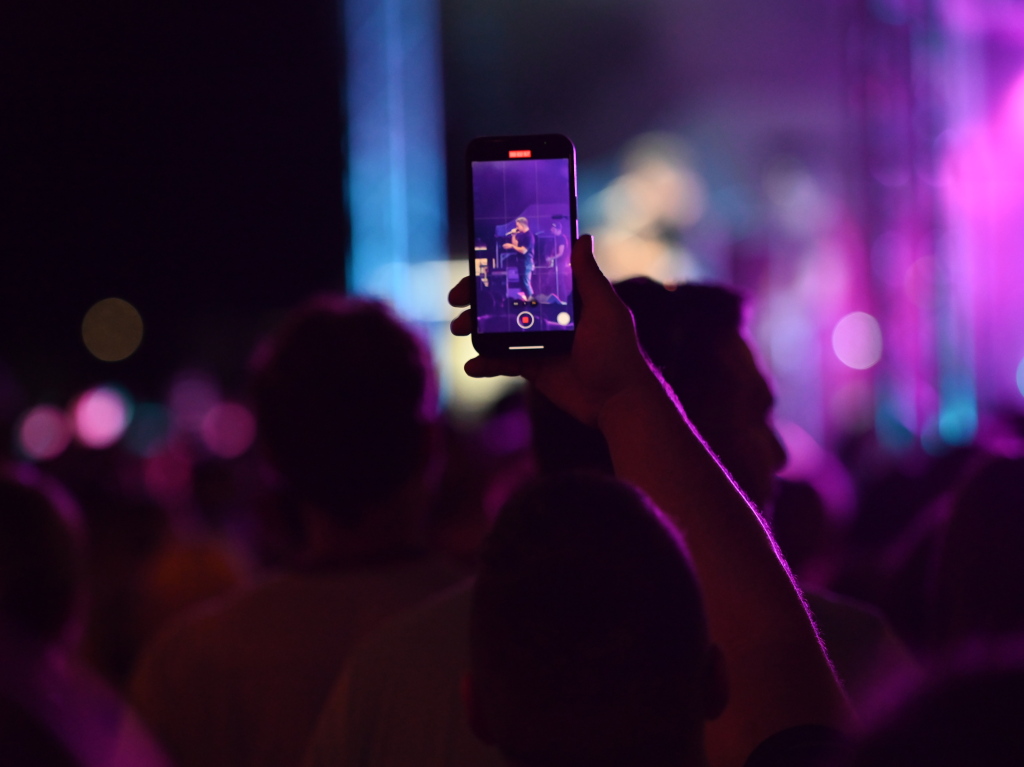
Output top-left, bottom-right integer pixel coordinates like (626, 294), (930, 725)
(131, 559), (464, 767)
(305, 581), (502, 767)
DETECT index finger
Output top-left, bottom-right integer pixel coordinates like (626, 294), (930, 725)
(448, 276), (472, 308)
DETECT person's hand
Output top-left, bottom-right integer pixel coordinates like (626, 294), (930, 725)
(449, 235), (654, 426)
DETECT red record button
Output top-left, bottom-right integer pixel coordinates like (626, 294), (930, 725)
(516, 311), (535, 329)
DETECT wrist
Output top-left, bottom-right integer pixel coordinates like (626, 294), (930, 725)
(595, 366), (671, 436)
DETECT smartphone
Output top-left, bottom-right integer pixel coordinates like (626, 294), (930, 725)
(466, 134), (578, 355)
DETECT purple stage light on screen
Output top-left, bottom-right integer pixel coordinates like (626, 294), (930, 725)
(471, 159), (571, 226)
(72, 386), (132, 449)
(472, 157), (574, 334)
(17, 405), (72, 461)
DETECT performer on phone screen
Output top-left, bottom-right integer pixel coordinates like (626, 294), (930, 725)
(550, 220), (571, 297)
(502, 217), (535, 300)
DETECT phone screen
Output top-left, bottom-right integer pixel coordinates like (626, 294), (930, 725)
(469, 145), (576, 349)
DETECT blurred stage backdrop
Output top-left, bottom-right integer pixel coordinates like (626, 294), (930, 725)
(4, 0), (1024, 470)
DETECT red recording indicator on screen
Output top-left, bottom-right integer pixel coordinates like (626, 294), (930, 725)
(508, 149), (532, 159)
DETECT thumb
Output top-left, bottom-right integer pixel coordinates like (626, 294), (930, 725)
(570, 234), (616, 303)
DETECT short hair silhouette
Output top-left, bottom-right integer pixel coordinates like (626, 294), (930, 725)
(530, 279), (745, 477)
(251, 296), (435, 527)
(470, 473), (711, 767)
(0, 474), (83, 645)
(933, 456), (1024, 642)
(615, 279), (743, 403)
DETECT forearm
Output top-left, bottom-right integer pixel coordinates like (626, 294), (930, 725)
(452, 233), (852, 762)
(597, 369), (851, 757)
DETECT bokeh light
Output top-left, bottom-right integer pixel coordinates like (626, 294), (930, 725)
(775, 419), (856, 519)
(832, 312), (883, 370)
(72, 386), (133, 449)
(124, 403), (171, 457)
(828, 379), (874, 435)
(82, 298), (144, 362)
(144, 447), (193, 509)
(775, 420), (825, 479)
(440, 330), (522, 419)
(17, 405), (72, 461)
(168, 373), (220, 434)
(938, 399), (978, 446)
(593, 133), (706, 283)
(200, 402), (257, 459)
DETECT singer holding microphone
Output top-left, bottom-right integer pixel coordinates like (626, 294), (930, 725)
(502, 217), (535, 300)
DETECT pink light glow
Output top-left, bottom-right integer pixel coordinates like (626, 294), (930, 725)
(942, 0), (1024, 42)
(1009, 72), (1024, 139)
(940, 67), (1024, 405)
(168, 373), (220, 434)
(200, 402), (256, 459)
(903, 257), (934, 308)
(943, 73), (1024, 221)
(73, 386), (131, 449)
(832, 312), (883, 371)
(775, 420), (855, 520)
(776, 420), (825, 479)
(17, 405), (72, 461)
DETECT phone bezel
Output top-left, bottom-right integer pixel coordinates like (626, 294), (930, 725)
(466, 134), (579, 357)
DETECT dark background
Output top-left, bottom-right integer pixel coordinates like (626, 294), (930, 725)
(1, 0), (846, 404)
(1, 0), (346, 401)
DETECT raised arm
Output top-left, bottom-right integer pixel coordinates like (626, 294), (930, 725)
(449, 235), (852, 766)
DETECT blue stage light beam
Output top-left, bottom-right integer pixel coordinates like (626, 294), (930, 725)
(343, 0), (447, 314)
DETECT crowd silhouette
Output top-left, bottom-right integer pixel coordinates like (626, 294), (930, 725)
(4, 237), (1024, 767)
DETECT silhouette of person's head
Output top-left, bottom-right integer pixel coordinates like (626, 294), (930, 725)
(466, 473), (727, 767)
(0, 470), (167, 767)
(251, 296), (437, 532)
(933, 455), (1024, 645)
(0, 472), (83, 650)
(530, 279), (785, 509)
